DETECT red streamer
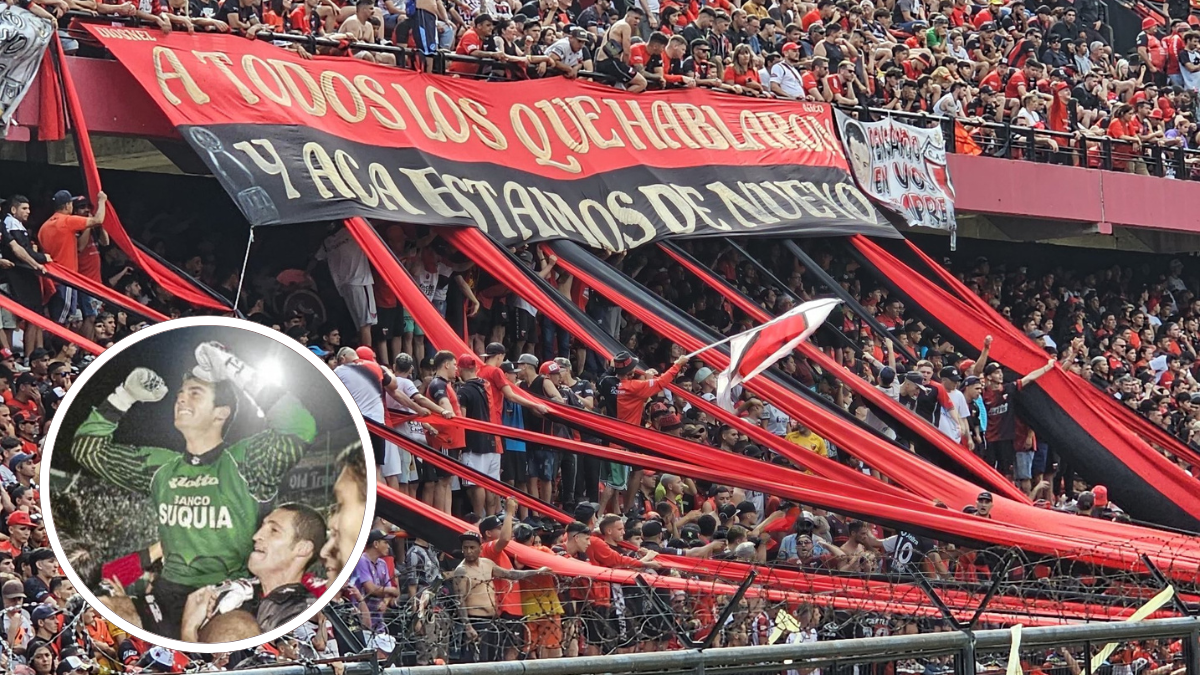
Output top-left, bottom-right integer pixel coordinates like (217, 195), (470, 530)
(375, 484), (1067, 626)
(656, 242), (1025, 503)
(344, 218), (1200, 581)
(437, 228), (911, 499)
(369, 418), (571, 524)
(44, 262), (170, 324)
(52, 35), (231, 312)
(0, 291), (102, 355)
(851, 236), (1200, 527)
(900, 239), (1200, 470)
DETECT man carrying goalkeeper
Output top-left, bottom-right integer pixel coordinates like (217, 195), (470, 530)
(70, 341), (317, 640)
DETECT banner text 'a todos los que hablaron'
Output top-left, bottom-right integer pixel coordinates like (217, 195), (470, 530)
(86, 26), (897, 249)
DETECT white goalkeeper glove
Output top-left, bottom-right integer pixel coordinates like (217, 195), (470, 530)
(108, 367), (168, 412)
(192, 341), (263, 397)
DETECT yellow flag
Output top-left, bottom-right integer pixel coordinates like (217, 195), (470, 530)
(1090, 586), (1176, 672)
(1006, 625), (1024, 675)
(769, 609), (803, 644)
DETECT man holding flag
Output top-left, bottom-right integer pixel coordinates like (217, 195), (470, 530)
(714, 299), (843, 410)
(617, 353), (689, 426)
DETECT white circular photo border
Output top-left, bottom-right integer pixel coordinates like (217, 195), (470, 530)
(39, 315), (378, 653)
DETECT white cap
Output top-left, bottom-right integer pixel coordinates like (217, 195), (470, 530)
(149, 647), (174, 668)
(372, 633), (397, 654)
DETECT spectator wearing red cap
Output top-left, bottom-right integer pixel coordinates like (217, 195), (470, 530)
(1047, 80), (1072, 134)
(1137, 17), (1167, 84)
(1, 510), (34, 557)
(455, 353), (498, 517)
(769, 41), (805, 98)
(656, 413), (683, 436)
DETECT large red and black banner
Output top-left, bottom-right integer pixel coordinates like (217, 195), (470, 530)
(85, 26), (897, 248)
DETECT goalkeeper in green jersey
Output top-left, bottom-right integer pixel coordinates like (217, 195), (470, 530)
(70, 341), (317, 640)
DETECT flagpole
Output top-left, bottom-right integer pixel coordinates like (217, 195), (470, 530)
(682, 298), (838, 360)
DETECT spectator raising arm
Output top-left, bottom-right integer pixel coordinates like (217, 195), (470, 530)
(1020, 359), (1057, 387)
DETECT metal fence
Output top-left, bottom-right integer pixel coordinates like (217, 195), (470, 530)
(230, 617), (1200, 675)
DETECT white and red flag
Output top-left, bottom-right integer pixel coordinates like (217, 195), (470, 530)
(714, 298), (842, 410)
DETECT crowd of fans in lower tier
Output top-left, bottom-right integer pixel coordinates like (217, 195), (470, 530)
(0, 178), (1199, 666)
(50, 0), (1200, 176)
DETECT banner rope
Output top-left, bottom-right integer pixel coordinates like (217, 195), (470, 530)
(233, 227), (255, 312)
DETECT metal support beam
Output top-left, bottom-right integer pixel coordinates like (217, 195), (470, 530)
(714, 239), (859, 352)
(784, 239), (919, 364)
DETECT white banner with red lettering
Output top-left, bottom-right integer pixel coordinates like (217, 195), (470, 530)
(834, 110), (957, 241)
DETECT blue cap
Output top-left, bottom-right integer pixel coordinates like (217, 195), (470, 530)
(8, 453), (33, 472)
(879, 366), (896, 387)
(308, 345), (330, 358)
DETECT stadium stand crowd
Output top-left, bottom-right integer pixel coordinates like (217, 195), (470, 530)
(51, 0), (1200, 176)
(0, 177), (1198, 665)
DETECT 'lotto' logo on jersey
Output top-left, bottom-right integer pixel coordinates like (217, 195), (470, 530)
(169, 475), (220, 489)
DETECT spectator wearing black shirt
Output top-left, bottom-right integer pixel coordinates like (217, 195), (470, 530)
(557, 357), (601, 506)
(1041, 33), (1070, 69)
(800, 22), (823, 57)
(726, 9), (751, 49)
(163, 0), (226, 29)
(1076, 0), (1108, 46)
(2, 196), (46, 355)
(1072, 77), (1101, 122)
(1050, 8), (1079, 43)
(23, 548), (56, 604)
(767, 0), (795, 28)
(215, 0), (263, 32)
(425, 351), (463, 514)
(680, 7), (715, 49)
(517, 354), (565, 506)
(710, 12), (732, 61)
(981, 359), (1055, 485)
(756, 18), (778, 54)
(455, 353), (495, 517)
(577, 0), (611, 32)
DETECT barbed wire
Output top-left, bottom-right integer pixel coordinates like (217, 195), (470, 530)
(361, 538), (1198, 667)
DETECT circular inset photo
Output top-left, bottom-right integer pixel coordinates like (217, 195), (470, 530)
(40, 316), (375, 652)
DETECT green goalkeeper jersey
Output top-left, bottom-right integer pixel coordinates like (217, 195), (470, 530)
(70, 392), (317, 588)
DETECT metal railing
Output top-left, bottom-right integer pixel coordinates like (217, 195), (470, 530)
(63, 13), (1200, 181)
(216, 617), (1200, 675)
(374, 617), (1200, 675)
